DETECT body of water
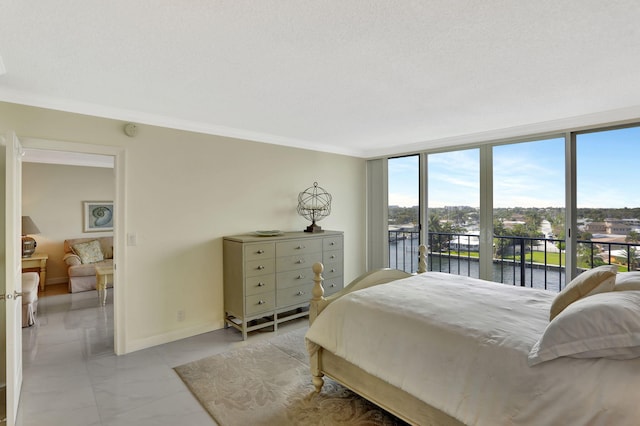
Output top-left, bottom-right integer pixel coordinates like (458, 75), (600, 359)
(390, 240), (565, 292)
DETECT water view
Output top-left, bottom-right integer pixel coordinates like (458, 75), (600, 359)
(387, 126), (640, 291)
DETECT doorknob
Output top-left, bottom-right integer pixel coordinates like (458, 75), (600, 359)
(5, 291), (22, 299)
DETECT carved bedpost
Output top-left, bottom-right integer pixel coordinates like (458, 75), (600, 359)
(309, 262), (325, 324)
(418, 244), (427, 274)
(309, 262), (326, 392)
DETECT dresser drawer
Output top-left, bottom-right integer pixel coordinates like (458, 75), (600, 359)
(277, 283), (313, 307)
(276, 252), (321, 273)
(245, 243), (275, 261)
(323, 255), (343, 279)
(245, 258), (275, 278)
(324, 249), (343, 263)
(323, 278), (342, 296)
(276, 239), (323, 257)
(323, 236), (343, 251)
(245, 275), (275, 296)
(245, 293), (275, 316)
(276, 269), (313, 289)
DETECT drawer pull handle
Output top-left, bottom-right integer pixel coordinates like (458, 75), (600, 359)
(257, 249), (265, 254)
(330, 283), (336, 288)
(330, 242), (335, 246)
(257, 265), (265, 270)
(258, 300), (265, 305)
(297, 274), (305, 279)
(330, 255), (336, 259)
(296, 245), (305, 249)
(257, 282), (265, 287)
(296, 259), (305, 264)
(297, 291), (305, 296)
(331, 268), (336, 272)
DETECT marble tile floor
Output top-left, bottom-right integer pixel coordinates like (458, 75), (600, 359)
(17, 289), (307, 426)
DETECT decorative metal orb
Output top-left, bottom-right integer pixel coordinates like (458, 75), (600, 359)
(297, 182), (332, 233)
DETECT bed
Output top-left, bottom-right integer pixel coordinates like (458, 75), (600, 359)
(305, 246), (640, 425)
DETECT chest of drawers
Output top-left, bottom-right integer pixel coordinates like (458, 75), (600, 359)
(223, 231), (343, 339)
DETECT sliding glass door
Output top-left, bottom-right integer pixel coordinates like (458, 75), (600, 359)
(388, 155), (420, 272)
(576, 125), (640, 274)
(427, 149), (480, 278)
(493, 138), (565, 290)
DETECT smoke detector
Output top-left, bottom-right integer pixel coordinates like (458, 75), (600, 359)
(124, 123), (139, 137)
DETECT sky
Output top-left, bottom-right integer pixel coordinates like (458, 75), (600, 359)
(388, 125), (640, 209)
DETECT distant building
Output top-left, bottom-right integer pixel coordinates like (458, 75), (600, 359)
(449, 235), (480, 251)
(585, 222), (607, 234)
(585, 220), (634, 236)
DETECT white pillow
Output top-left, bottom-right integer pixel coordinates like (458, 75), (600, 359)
(614, 271), (640, 291)
(549, 264), (617, 320)
(528, 291), (640, 366)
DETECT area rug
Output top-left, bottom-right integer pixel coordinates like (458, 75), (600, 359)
(174, 327), (408, 426)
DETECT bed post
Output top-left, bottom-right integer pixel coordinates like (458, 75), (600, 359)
(309, 262), (325, 392)
(309, 262), (325, 324)
(418, 244), (427, 274)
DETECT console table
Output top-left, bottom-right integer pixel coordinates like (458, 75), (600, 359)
(22, 252), (48, 291)
(223, 231), (343, 339)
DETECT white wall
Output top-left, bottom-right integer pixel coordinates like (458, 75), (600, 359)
(22, 163), (115, 285)
(0, 102), (367, 353)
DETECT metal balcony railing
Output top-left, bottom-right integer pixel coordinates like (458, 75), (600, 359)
(389, 230), (639, 292)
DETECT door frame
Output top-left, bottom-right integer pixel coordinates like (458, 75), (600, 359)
(20, 137), (127, 354)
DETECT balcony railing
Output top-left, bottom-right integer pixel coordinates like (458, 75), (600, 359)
(389, 230), (639, 292)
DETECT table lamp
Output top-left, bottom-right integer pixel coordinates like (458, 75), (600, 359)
(22, 216), (40, 258)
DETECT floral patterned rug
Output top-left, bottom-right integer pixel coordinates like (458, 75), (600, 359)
(174, 328), (407, 426)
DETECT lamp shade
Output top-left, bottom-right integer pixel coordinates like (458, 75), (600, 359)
(22, 216), (41, 236)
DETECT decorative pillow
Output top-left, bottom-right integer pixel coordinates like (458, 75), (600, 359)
(549, 265), (617, 320)
(72, 240), (104, 264)
(614, 271), (640, 291)
(529, 291), (640, 366)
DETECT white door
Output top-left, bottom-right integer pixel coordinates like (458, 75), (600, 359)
(5, 131), (23, 426)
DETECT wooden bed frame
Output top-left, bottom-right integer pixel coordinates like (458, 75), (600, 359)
(308, 245), (464, 426)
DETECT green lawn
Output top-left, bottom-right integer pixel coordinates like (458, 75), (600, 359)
(440, 250), (629, 271)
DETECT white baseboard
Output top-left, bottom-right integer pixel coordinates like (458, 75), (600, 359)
(123, 321), (224, 354)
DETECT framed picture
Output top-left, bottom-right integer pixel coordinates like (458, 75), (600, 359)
(83, 201), (114, 232)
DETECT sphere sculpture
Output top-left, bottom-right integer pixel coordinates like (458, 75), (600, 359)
(297, 182), (332, 233)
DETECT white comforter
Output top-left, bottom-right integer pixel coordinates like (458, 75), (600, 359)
(305, 272), (640, 425)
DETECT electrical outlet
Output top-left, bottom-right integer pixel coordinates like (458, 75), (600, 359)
(177, 309), (185, 322)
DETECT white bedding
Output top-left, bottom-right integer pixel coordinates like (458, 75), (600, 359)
(305, 272), (640, 425)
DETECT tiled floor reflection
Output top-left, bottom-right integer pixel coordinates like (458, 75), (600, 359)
(17, 289), (306, 426)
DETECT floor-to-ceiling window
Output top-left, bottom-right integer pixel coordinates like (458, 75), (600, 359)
(427, 148), (480, 278)
(576, 125), (640, 275)
(388, 155), (420, 272)
(493, 138), (565, 290)
(381, 122), (640, 291)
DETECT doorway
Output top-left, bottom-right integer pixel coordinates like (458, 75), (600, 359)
(2, 139), (126, 424)
(20, 146), (121, 349)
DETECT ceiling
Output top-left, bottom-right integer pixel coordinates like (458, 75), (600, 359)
(1, 1), (639, 158)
